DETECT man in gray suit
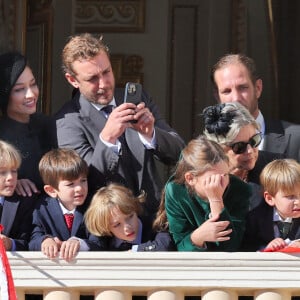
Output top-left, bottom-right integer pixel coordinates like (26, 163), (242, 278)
(55, 33), (185, 225)
(210, 53), (300, 162)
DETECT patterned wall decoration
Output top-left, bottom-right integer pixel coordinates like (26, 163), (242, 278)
(0, 0), (26, 52)
(75, 0), (145, 33)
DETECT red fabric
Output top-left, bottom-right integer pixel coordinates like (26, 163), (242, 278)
(64, 214), (74, 231)
(0, 224), (17, 300)
(261, 246), (300, 253)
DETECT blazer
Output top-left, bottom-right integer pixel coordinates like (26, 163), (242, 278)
(55, 88), (185, 218)
(165, 175), (252, 252)
(241, 201), (300, 251)
(263, 119), (300, 162)
(29, 195), (104, 251)
(1, 193), (37, 251)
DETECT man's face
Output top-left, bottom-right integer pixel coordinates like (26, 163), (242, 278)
(214, 63), (262, 118)
(66, 51), (115, 105)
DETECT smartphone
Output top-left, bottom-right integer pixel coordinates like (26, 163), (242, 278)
(124, 82), (142, 105)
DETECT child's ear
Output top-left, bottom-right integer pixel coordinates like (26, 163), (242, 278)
(44, 185), (58, 198)
(264, 191), (275, 206)
(184, 172), (194, 186)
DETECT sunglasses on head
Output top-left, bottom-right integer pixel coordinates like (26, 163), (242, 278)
(229, 132), (262, 154)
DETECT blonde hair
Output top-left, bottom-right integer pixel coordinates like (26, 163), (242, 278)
(84, 183), (145, 236)
(0, 140), (21, 169)
(62, 33), (110, 77)
(260, 159), (300, 196)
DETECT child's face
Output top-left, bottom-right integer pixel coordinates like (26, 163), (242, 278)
(108, 206), (139, 242)
(0, 167), (17, 197)
(265, 189), (300, 220)
(54, 176), (88, 211)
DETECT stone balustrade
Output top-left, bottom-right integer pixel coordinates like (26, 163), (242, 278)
(5, 251), (300, 300)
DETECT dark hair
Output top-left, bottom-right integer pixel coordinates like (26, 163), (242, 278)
(39, 148), (88, 189)
(0, 52), (27, 114)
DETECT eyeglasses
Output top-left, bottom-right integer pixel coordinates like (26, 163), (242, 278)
(229, 133), (262, 154)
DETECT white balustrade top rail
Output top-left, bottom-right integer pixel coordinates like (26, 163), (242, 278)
(7, 251), (300, 294)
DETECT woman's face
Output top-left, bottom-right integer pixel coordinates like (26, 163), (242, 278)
(7, 66), (39, 123)
(224, 124), (259, 172)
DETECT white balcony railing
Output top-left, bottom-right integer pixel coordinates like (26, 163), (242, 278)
(6, 251), (300, 300)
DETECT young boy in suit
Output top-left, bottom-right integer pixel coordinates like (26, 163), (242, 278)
(29, 148), (103, 261)
(0, 140), (36, 250)
(84, 183), (175, 251)
(242, 159), (300, 251)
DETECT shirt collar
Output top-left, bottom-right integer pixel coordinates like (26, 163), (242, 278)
(58, 199), (76, 215)
(90, 98), (116, 111)
(0, 197), (4, 205)
(273, 208), (293, 223)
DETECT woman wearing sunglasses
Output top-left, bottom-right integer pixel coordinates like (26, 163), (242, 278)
(202, 102), (282, 210)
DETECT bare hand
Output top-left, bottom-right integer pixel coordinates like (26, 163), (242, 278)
(191, 214), (232, 247)
(265, 238), (287, 251)
(100, 102), (136, 144)
(59, 238), (80, 262)
(15, 179), (40, 197)
(204, 173), (229, 202)
(131, 102), (155, 140)
(41, 237), (60, 259)
(0, 234), (12, 250)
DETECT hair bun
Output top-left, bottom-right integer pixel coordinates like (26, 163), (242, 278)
(202, 104), (233, 136)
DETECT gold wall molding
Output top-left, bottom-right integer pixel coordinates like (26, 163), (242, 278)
(75, 0), (145, 33)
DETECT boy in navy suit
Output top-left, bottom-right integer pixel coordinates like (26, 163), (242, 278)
(242, 159), (300, 251)
(0, 140), (36, 250)
(29, 148), (103, 261)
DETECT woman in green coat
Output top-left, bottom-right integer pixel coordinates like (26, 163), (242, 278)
(165, 136), (251, 251)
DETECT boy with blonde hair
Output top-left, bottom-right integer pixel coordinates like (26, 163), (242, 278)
(242, 159), (300, 251)
(0, 140), (36, 250)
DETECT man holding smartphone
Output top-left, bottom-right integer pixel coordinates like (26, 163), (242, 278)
(55, 33), (185, 226)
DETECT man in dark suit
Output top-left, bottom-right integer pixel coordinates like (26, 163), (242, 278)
(211, 53), (300, 161)
(55, 33), (185, 225)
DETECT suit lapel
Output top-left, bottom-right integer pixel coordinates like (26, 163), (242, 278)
(71, 209), (83, 236)
(48, 199), (71, 240)
(2, 195), (20, 235)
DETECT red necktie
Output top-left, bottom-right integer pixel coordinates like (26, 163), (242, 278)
(64, 213), (74, 232)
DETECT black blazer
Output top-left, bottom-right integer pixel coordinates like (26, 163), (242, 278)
(241, 200), (300, 251)
(263, 119), (300, 162)
(29, 195), (104, 251)
(1, 193), (37, 250)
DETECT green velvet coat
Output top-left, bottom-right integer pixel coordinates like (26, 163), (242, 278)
(165, 175), (251, 251)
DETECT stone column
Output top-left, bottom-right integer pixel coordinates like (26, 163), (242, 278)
(43, 290), (80, 300)
(254, 290), (290, 300)
(148, 289), (185, 300)
(202, 289), (238, 300)
(95, 290), (131, 300)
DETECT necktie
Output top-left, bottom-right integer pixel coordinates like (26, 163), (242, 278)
(101, 105), (114, 117)
(276, 221), (292, 239)
(64, 213), (74, 232)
